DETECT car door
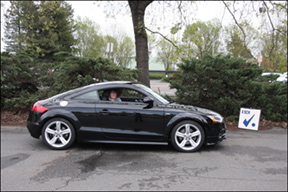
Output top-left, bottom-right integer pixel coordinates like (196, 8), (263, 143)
(95, 88), (165, 141)
(67, 90), (104, 140)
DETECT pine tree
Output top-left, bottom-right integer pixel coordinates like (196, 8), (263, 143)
(34, 1), (76, 60)
(3, 1), (76, 60)
(3, 1), (38, 53)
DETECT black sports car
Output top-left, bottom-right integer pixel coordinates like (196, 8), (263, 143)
(27, 81), (226, 152)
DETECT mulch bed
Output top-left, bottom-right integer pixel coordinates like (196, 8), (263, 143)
(1, 110), (29, 126)
(225, 119), (287, 130)
(1, 110), (287, 130)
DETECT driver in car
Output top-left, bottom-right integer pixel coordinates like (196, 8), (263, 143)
(109, 89), (122, 101)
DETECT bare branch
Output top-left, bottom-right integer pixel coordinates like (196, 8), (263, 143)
(263, 1), (286, 36)
(268, 0), (275, 8)
(145, 27), (179, 50)
(222, 1), (247, 43)
(223, 1), (255, 59)
(176, 1), (188, 27)
(263, 1), (275, 31)
(220, 5), (226, 28)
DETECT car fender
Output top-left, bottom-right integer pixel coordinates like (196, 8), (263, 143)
(164, 112), (209, 139)
(39, 108), (81, 131)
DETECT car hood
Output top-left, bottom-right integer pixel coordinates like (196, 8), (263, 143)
(163, 103), (221, 116)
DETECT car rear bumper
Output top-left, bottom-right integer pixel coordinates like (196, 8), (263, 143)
(27, 122), (41, 138)
(27, 111), (42, 139)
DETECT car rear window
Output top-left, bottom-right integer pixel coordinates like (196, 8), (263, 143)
(72, 91), (99, 100)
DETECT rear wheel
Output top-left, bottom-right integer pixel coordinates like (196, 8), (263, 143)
(171, 120), (205, 152)
(42, 118), (76, 150)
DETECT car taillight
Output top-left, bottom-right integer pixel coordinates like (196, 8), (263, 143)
(31, 102), (48, 113)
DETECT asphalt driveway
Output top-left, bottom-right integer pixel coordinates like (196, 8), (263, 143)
(1, 126), (287, 191)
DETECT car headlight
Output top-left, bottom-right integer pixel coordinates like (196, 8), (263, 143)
(208, 115), (224, 123)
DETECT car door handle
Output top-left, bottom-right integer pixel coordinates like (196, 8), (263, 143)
(101, 109), (109, 115)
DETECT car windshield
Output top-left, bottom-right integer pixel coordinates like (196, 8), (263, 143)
(134, 84), (170, 105)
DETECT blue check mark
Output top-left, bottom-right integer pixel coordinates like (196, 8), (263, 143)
(243, 114), (255, 127)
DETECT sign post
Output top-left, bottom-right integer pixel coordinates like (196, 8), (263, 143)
(257, 55), (263, 67)
(238, 108), (261, 131)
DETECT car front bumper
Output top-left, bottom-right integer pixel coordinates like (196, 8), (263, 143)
(206, 122), (226, 145)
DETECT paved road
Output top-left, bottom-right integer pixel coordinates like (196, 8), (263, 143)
(1, 127), (287, 191)
(1, 126), (287, 191)
(150, 79), (176, 96)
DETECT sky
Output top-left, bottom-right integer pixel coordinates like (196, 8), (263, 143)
(0, 1), (233, 52)
(69, 1), (229, 37)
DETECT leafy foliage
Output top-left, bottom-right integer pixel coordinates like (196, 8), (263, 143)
(156, 37), (177, 74)
(1, 52), (138, 111)
(4, 1), (76, 60)
(260, 2), (287, 73)
(73, 16), (104, 57)
(169, 55), (287, 121)
(1, 51), (40, 110)
(1, 1), (138, 111)
(115, 35), (135, 68)
(181, 19), (222, 59)
(225, 24), (255, 59)
(50, 56), (138, 94)
(3, 1), (38, 53)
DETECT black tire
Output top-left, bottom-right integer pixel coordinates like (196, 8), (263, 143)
(42, 118), (76, 150)
(170, 120), (205, 152)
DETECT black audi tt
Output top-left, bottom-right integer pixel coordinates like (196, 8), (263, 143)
(27, 81), (226, 152)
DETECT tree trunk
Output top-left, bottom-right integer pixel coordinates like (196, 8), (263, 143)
(128, 1), (153, 87)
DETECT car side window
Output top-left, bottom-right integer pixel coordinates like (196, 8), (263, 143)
(120, 89), (146, 102)
(72, 91), (99, 100)
(98, 88), (146, 103)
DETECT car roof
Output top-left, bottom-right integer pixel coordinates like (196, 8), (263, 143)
(95, 81), (133, 86)
(75, 81), (136, 90)
(49, 81), (136, 101)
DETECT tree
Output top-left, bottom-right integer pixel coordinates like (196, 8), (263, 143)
(156, 38), (177, 75)
(261, 26), (287, 72)
(225, 23), (255, 59)
(102, 22), (135, 67)
(182, 19), (222, 59)
(98, 1), (196, 86)
(260, 3), (287, 72)
(34, 1), (76, 60)
(103, 35), (118, 61)
(115, 35), (135, 68)
(3, 1), (38, 53)
(223, 1), (287, 72)
(1, 50), (40, 110)
(3, 1), (76, 60)
(128, 1), (153, 87)
(73, 16), (104, 57)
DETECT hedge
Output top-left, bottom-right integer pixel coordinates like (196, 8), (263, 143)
(169, 55), (287, 122)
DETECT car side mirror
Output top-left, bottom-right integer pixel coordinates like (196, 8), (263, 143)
(143, 96), (154, 108)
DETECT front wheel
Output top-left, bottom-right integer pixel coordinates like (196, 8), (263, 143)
(42, 118), (76, 150)
(170, 120), (205, 152)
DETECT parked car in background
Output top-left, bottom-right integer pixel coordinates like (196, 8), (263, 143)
(276, 72), (287, 82)
(27, 81), (226, 152)
(261, 72), (286, 83)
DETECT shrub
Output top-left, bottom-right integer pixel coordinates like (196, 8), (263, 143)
(1, 51), (138, 111)
(169, 54), (287, 121)
(149, 73), (166, 79)
(49, 56), (138, 94)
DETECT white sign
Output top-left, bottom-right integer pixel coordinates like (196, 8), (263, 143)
(238, 108), (261, 130)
